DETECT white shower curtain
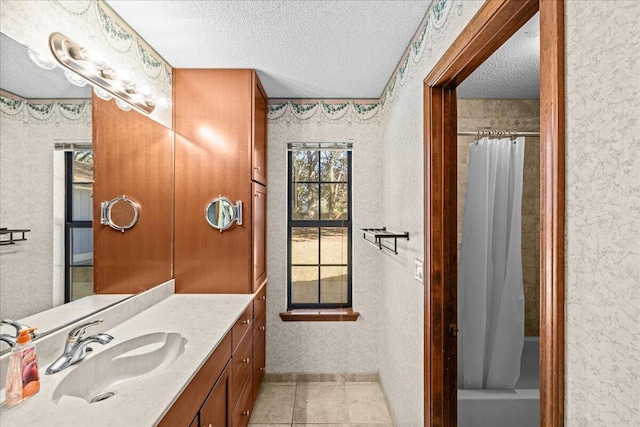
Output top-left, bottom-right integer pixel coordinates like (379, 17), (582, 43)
(458, 136), (525, 390)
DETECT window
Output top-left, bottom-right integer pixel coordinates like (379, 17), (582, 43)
(65, 150), (94, 302)
(287, 142), (352, 309)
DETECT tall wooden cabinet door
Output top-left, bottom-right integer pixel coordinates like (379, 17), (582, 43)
(252, 182), (267, 292)
(252, 74), (268, 185)
(174, 69), (253, 294)
(200, 364), (231, 427)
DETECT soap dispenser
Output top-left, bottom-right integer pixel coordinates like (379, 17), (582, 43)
(4, 328), (40, 405)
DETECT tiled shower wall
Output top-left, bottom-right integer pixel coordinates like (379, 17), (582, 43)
(457, 98), (540, 336)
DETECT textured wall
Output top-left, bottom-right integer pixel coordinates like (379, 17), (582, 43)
(375, 2), (484, 426)
(0, 94), (91, 320)
(564, 1), (640, 425)
(266, 113), (383, 375)
(266, 2), (485, 425)
(457, 99), (540, 337)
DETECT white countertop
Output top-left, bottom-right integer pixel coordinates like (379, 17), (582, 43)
(0, 293), (253, 427)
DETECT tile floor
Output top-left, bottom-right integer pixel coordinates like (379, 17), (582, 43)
(249, 381), (394, 426)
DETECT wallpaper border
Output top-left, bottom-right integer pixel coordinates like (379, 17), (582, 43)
(268, 0), (464, 125)
(0, 90), (91, 126)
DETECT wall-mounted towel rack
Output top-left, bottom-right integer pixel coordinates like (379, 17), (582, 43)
(361, 227), (409, 255)
(0, 228), (31, 246)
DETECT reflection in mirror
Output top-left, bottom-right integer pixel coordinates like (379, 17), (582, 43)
(205, 197), (242, 231)
(0, 33), (132, 350)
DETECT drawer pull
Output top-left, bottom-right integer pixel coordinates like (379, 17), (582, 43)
(242, 358), (250, 364)
(242, 319), (251, 325)
(259, 326), (266, 331)
(259, 295), (266, 300)
(259, 367), (266, 371)
(242, 410), (250, 417)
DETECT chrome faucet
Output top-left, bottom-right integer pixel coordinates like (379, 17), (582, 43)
(46, 319), (114, 375)
(0, 334), (16, 348)
(1, 319), (35, 339)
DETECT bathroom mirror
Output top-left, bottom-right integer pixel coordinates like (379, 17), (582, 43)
(0, 32), (156, 351)
(100, 195), (140, 232)
(206, 197), (243, 231)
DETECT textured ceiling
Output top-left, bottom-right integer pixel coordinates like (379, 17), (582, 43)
(458, 13), (540, 99)
(105, 0), (432, 99)
(0, 4), (539, 101)
(0, 33), (91, 99)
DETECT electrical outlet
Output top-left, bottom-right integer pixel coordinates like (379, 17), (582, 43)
(414, 259), (424, 284)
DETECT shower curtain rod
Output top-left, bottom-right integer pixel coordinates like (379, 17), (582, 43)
(457, 131), (540, 137)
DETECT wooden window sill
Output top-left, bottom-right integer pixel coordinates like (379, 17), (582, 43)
(279, 308), (360, 322)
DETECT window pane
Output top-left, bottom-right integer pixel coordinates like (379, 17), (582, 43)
(320, 266), (348, 304)
(291, 227), (319, 264)
(320, 227), (348, 264)
(292, 150), (319, 182)
(70, 228), (93, 266)
(293, 183), (319, 220)
(70, 266), (93, 301)
(72, 183), (92, 221)
(291, 266), (318, 304)
(320, 150), (348, 182)
(73, 151), (93, 183)
(320, 183), (347, 220)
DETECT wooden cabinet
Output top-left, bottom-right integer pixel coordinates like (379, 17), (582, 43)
(174, 69), (268, 295)
(200, 363), (231, 427)
(160, 291), (266, 426)
(231, 378), (253, 427)
(252, 183), (267, 293)
(232, 304), (253, 353)
(159, 334), (232, 427)
(231, 327), (252, 405)
(252, 285), (267, 404)
(252, 80), (267, 186)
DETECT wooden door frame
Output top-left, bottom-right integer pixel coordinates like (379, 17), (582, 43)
(423, 0), (565, 426)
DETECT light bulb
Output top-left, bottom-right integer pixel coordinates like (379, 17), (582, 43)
(27, 49), (57, 70)
(93, 86), (112, 101)
(155, 96), (172, 109)
(114, 68), (136, 88)
(64, 69), (88, 87)
(137, 84), (157, 101)
(83, 47), (109, 70)
(116, 98), (133, 112)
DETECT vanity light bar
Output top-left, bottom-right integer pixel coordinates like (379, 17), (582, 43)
(48, 32), (155, 114)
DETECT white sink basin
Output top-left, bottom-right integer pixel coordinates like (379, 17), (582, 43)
(53, 332), (187, 404)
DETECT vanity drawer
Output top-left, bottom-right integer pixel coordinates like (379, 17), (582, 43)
(253, 285), (266, 321)
(232, 376), (253, 427)
(232, 304), (253, 353)
(252, 339), (266, 405)
(231, 330), (252, 406)
(253, 314), (265, 353)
